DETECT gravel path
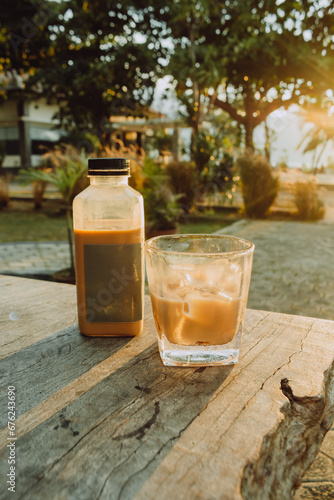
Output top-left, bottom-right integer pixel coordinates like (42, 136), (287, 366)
(219, 219), (334, 322)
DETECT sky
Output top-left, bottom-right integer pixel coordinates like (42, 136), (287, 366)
(256, 107), (334, 169)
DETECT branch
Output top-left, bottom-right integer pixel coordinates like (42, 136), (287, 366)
(253, 100), (284, 128)
(213, 96), (245, 124)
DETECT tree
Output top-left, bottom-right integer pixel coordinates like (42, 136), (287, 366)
(0, 0), (60, 167)
(26, 0), (164, 140)
(0, 0), (60, 100)
(151, 0), (334, 152)
(151, 0), (226, 159)
(0, 0), (164, 143)
(211, 0), (334, 151)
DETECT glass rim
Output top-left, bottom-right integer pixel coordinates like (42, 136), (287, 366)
(144, 233), (255, 257)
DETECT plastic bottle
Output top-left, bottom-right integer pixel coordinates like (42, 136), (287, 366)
(73, 157), (144, 336)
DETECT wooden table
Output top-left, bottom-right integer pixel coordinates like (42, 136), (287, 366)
(1, 274), (334, 500)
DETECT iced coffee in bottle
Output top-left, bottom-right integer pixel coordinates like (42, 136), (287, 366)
(73, 157), (144, 336)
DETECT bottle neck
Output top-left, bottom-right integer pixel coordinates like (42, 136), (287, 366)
(89, 175), (129, 187)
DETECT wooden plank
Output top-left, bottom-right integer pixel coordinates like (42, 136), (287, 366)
(0, 275), (77, 359)
(1, 274), (334, 499)
(0, 343), (237, 500)
(0, 298), (156, 449)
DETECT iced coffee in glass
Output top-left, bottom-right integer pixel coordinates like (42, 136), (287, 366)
(145, 234), (254, 367)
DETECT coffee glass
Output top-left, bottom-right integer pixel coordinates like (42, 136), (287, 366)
(145, 234), (254, 367)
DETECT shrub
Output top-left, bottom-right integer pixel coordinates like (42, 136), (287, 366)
(200, 152), (236, 198)
(193, 132), (216, 173)
(165, 160), (198, 211)
(294, 181), (325, 220)
(141, 159), (183, 232)
(237, 152), (279, 218)
(144, 184), (183, 231)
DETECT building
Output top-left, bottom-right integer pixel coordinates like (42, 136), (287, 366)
(0, 71), (185, 171)
(0, 98), (65, 171)
(0, 102), (185, 171)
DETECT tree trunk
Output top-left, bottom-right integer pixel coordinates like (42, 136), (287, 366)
(244, 122), (255, 151)
(18, 98), (32, 169)
(264, 119), (271, 162)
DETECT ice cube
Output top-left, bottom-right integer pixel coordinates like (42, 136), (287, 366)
(164, 280), (194, 299)
(182, 290), (238, 327)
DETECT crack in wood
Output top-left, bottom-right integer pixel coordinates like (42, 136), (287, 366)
(246, 312), (271, 333)
(238, 321), (281, 364)
(286, 322), (315, 368)
(258, 323), (314, 393)
(300, 479), (334, 484)
(319, 450), (334, 462)
(197, 322), (288, 430)
(246, 320), (312, 402)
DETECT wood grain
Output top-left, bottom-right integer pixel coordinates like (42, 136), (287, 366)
(0, 344), (235, 500)
(0, 298), (155, 449)
(0, 275), (77, 359)
(1, 276), (334, 500)
(0, 324), (132, 428)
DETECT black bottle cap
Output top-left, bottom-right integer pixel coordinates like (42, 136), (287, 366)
(88, 157), (130, 176)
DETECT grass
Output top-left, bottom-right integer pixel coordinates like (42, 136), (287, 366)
(0, 211), (69, 242)
(0, 200), (236, 242)
(179, 209), (237, 234)
(180, 220), (231, 234)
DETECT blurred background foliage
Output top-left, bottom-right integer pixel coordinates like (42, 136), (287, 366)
(0, 0), (333, 222)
